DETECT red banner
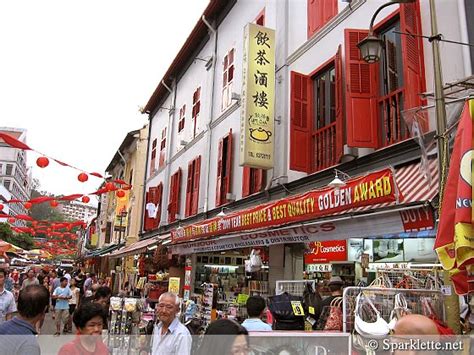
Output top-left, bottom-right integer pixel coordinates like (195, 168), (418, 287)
(172, 168), (398, 243)
(304, 240), (347, 263)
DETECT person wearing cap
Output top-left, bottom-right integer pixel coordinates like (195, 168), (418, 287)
(320, 276), (344, 309)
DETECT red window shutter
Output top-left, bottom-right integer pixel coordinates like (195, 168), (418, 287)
(168, 174), (175, 222)
(144, 191), (151, 231)
(253, 169), (264, 193)
(290, 71), (312, 172)
(175, 168), (182, 219)
(307, 0), (321, 38)
(242, 166), (251, 197)
(335, 45), (344, 162)
(345, 29), (378, 148)
(155, 183), (162, 227)
(185, 161), (193, 217)
(324, 0), (338, 24)
(191, 156), (201, 215)
(148, 187), (158, 230)
(216, 137), (223, 206)
(224, 129), (233, 202)
(401, 1), (426, 130)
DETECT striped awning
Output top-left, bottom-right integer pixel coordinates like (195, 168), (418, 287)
(334, 158), (438, 215)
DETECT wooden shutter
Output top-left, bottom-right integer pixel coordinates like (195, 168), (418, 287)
(290, 71), (312, 172)
(155, 183), (162, 227)
(242, 166), (251, 197)
(253, 169), (264, 193)
(168, 170), (181, 223)
(147, 187), (158, 230)
(324, 0), (338, 24)
(345, 29), (379, 148)
(335, 45), (344, 162)
(224, 129), (233, 203)
(307, 0), (320, 38)
(401, 1), (426, 130)
(191, 156), (201, 215)
(216, 137), (224, 206)
(185, 161), (193, 217)
(144, 191), (152, 231)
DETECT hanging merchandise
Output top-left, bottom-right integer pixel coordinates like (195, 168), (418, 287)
(201, 283), (215, 328)
(245, 249), (262, 273)
(354, 293), (390, 338)
(302, 281), (322, 329)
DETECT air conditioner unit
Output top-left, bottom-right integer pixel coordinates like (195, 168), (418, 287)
(231, 92), (241, 101)
(180, 140), (188, 146)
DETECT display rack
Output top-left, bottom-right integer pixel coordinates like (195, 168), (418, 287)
(375, 267), (443, 290)
(342, 286), (446, 333)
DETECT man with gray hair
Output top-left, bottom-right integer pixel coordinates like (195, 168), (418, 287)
(151, 292), (192, 355)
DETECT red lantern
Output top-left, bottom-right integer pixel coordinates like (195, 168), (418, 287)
(50, 200), (59, 208)
(8, 217), (15, 223)
(105, 182), (115, 191)
(116, 190), (125, 198)
(81, 196), (90, 203)
(24, 202), (32, 209)
(36, 156), (50, 168)
(0, 204), (3, 211)
(78, 173), (89, 182)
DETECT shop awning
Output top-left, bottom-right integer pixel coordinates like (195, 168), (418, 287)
(85, 243), (123, 258)
(342, 158), (438, 214)
(108, 234), (168, 258)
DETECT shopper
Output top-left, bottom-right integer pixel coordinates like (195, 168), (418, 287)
(0, 268), (17, 325)
(320, 276), (344, 308)
(151, 292), (192, 355)
(0, 284), (49, 355)
(83, 272), (96, 295)
(52, 276), (72, 336)
(195, 319), (249, 355)
(50, 269), (60, 314)
(65, 278), (80, 333)
(241, 295), (272, 332)
(21, 269), (39, 290)
(57, 302), (109, 355)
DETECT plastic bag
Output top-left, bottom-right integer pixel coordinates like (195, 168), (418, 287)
(245, 249), (262, 273)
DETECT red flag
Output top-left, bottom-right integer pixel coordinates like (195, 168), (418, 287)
(435, 101), (473, 291)
(60, 194), (83, 201)
(0, 133), (32, 150)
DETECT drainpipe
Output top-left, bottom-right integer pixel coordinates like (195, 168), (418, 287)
(139, 122), (153, 236)
(202, 15), (218, 213)
(163, 79), (177, 224)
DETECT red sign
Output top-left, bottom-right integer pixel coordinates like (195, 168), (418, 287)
(172, 168), (399, 243)
(400, 207), (435, 232)
(304, 240), (347, 263)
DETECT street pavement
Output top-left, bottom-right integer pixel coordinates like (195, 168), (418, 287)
(40, 309), (76, 335)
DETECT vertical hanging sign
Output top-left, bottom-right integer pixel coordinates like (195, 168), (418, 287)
(240, 23), (275, 169)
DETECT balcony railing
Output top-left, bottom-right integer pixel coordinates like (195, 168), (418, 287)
(378, 88), (408, 147)
(312, 121), (337, 172)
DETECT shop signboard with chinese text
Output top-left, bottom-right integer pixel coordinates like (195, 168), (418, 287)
(240, 23), (275, 169)
(306, 263), (333, 273)
(304, 240), (347, 263)
(172, 168), (398, 242)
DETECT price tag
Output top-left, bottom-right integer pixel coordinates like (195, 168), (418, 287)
(291, 301), (305, 316)
(441, 285), (452, 296)
(308, 306), (315, 315)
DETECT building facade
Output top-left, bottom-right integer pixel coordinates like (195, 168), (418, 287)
(0, 127), (32, 222)
(140, 0), (472, 295)
(59, 200), (98, 222)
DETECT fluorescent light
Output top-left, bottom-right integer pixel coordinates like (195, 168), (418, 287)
(148, 244), (158, 251)
(204, 264), (239, 270)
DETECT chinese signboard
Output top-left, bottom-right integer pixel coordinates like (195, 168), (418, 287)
(240, 23), (275, 169)
(168, 277), (180, 295)
(306, 264), (333, 273)
(171, 168), (398, 242)
(114, 190), (129, 228)
(304, 240), (347, 264)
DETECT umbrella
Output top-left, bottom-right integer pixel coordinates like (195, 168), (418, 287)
(434, 100), (474, 295)
(0, 240), (24, 254)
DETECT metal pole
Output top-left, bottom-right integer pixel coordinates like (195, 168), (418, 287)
(429, 0), (460, 334)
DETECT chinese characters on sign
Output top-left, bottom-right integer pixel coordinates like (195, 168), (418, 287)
(240, 23), (275, 169)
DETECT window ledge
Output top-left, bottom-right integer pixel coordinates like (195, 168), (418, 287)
(170, 130), (206, 164)
(287, 0), (366, 66)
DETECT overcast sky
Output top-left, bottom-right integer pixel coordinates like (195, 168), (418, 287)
(0, 0), (209, 199)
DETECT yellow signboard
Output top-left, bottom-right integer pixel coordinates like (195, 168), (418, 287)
(240, 23), (275, 169)
(115, 190), (129, 227)
(168, 277), (180, 295)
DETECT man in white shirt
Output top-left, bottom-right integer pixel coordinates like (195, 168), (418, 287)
(152, 292), (192, 355)
(0, 269), (17, 325)
(241, 295), (272, 332)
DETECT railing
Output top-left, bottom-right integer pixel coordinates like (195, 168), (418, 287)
(312, 121), (337, 172)
(378, 88), (409, 147)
